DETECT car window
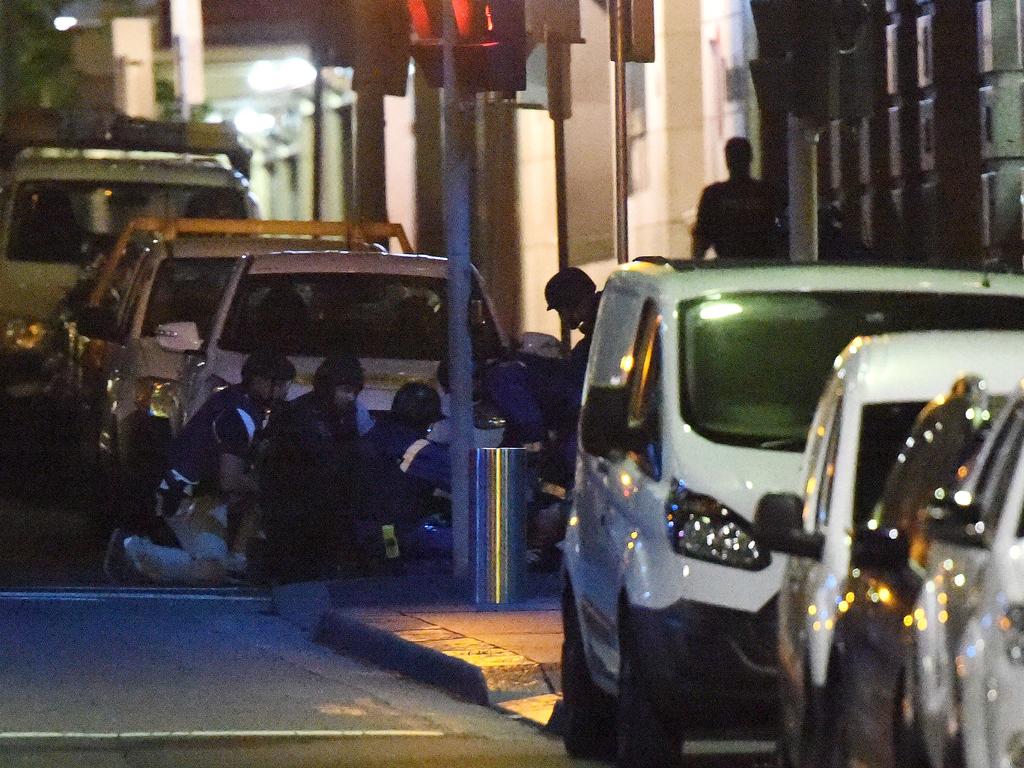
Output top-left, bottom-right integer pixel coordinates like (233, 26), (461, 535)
(218, 272), (501, 361)
(5, 182), (246, 265)
(976, 403), (1024, 531)
(626, 301), (661, 479)
(853, 402), (928, 527)
(815, 394), (844, 528)
(140, 257), (236, 340)
(679, 291), (1024, 451)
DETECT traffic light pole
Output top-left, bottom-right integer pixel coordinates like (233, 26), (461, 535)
(788, 115), (819, 262)
(442, 0), (477, 584)
(611, 0), (630, 265)
(548, 38), (572, 350)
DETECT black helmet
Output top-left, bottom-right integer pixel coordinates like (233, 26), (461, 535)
(314, 352), (365, 396)
(241, 350), (296, 383)
(391, 382), (442, 431)
(544, 267), (595, 312)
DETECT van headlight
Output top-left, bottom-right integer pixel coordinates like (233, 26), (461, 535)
(3, 318), (51, 352)
(665, 482), (771, 571)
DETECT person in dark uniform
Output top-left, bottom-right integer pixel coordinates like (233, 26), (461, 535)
(692, 136), (782, 261)
(104, 350), (295, 584)
(356, 382), (451, 565)
(258, 353), (369, 582)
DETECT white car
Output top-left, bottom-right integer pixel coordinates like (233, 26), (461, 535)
(755, 331), (1024, 768)
(0, 110), (254, 405)
(560, 260), (1024, 766)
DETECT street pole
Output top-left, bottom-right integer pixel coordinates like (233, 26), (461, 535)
(788, 114), (819, 262)
(311, 67), (324, 221)
(0, 0), (8, 120)
(441, 0), (476, 584)
(611, 0), (630, 265)
(355, 86), (388, 221)
(548, 38), (572, 350)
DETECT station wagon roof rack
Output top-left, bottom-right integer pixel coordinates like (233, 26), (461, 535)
(87, 217), (415, 308)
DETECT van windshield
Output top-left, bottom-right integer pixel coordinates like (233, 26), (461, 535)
(6, 182), (246, 265)
(680, 291), (1024, 451)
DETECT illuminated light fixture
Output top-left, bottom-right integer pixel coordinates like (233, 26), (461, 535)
(54, 15), (78, 31)
(953, 490), (973, 507)
(248, 57), (318, 93)
(699, 302), (743, 321)
(233, 108), (276, 135)
(620, 354), (634, 373)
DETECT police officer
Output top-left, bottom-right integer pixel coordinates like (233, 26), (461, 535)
(692, 136), (782, 261)
(105, 350), (295, 584)
(259, 353), (371, 581)
(356, 382), (450, 565)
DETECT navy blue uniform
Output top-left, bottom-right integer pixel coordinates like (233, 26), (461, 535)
(157, 385), (264, 517)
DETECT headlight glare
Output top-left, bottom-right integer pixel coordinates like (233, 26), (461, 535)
(134, 377), (180, 420)
(3, 318), (51, 351)
(665, 482), (770, 571)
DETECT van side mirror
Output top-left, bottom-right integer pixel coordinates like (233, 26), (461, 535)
(851, 525), (910, 570)
(754, 493), (824, 560)
(76, 305), (118, 341)
(155, 321), (203, 353)
(581, 385), (634, 458)
(924, 496), (986, 548)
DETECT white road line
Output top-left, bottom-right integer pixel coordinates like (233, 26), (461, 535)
(0, 591), (268, 603)
(682, 739), (777, 755)
(0, 730), (446, 741)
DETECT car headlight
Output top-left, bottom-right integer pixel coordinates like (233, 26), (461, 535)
(1001, 604), (1024, 664)
(134, 377), (180, 420)
(3, 318), (52, 352)
(665, 482), (771, 571)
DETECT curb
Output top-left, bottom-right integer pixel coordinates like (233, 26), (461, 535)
(315, 609), (491, 706)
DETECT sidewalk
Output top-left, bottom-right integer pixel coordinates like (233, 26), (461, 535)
(272, 562), (565, 729)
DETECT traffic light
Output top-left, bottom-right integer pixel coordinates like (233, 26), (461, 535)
(751, 0), (874, 123)
(409, 0), (529, 93)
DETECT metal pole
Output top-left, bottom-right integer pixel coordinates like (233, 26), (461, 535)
(611, 0), (630, 265)
(311, 67), (324, 221)
(0, 0), (9, 119)
(549, 39), (572, 350)
(442, 0), (476, 584)
(474, 448), (527, 605)
(355, 87), (388, 221)
(788, 114), (819, 262)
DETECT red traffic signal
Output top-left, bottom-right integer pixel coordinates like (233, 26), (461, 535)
(410, 0), (528, 93)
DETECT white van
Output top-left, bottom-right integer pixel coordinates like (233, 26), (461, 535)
(754, 331), (1024, 768)
(560, 261), (1024, 765)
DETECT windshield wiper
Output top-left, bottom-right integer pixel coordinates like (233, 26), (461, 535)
(758, 436), (807, 451)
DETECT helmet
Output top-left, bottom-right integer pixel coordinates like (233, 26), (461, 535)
(391, 382), (442, 431)
(241, 350), (296, 383)
(313, 352), (364, 396)
(544, 267), (595, 312)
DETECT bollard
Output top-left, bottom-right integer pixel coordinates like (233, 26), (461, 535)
(473, 447), (527, 605)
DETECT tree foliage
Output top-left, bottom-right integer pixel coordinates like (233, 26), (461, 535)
(6, 0), (77, 109)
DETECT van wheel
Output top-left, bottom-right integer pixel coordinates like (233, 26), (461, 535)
(616, 615), (682, 768)
(560, 581), (617, 759)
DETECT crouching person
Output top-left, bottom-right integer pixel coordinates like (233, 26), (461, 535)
(258, 353), (372, 582)
(105, 350), (295, 584)
(356, 382), (450, 567)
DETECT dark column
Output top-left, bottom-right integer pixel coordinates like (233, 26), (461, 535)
(355, 87), (388, 222)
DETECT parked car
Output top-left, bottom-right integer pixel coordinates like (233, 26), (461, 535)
(96, 225), (506, 489)
(756, 330), (1024, 768)
(559, 260), (1024, 766)
(0, 109), (255, 409)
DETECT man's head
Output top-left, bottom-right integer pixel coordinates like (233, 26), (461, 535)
(241, 350), (296, 407)
(391, 382), (442, 433)
(544, 267), (596, 331)
(313, 352), (365, 410)
(724, 136), (753, 179)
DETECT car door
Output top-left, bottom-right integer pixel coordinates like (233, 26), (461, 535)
(574, 288), (647, 663)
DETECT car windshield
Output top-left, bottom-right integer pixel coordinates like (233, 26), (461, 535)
(141, 258), (236, 340)
(5, 182), (247, 265)
(680, 291), (1024, 450)
(219, 272), (502, 360)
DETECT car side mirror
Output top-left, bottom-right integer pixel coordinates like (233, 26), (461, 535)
(851, 525), (910, 570)
(581, 385), (634, 459)
(76, 305), (118, 341)
(924, 496), (987, 548)
(753, 493), (824, 560)
(155, 321), (203, 353)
